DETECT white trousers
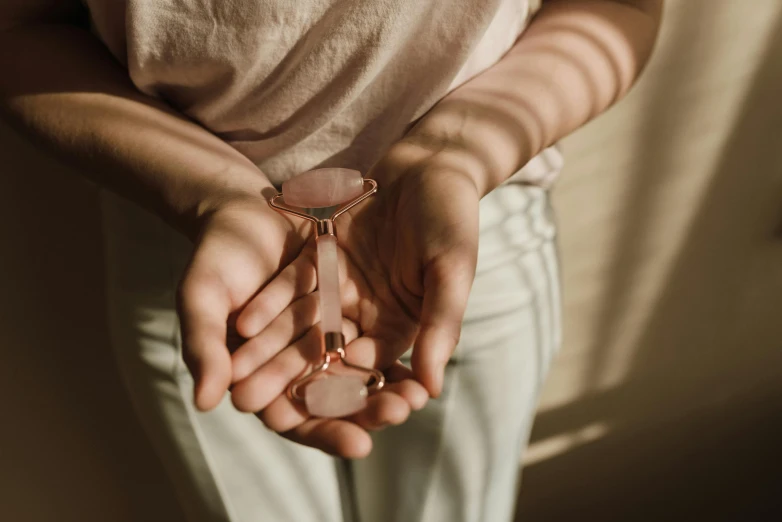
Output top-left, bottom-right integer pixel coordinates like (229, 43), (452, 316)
(101, 183), (561, 522)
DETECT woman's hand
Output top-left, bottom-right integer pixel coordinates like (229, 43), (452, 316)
(229, 141), (482, 415)
(177, 195), (308, 410)
(180, 194), (430, 458)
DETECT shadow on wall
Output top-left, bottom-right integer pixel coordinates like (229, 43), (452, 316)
(0, 126), (186, 522)
(517, 2), (782, 521)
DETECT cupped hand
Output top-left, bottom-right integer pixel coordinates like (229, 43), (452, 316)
(231, 311), (429, 458)
(177, 195), (309, 411)
(230, 141), (482, 409)
(178, 192), (429, 459)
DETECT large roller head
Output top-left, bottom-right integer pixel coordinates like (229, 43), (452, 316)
(281, 168), (364, 208)
(305, 375), (368, 418)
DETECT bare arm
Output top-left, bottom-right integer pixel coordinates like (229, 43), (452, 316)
(0, 1), (273, 237)
(0, 2), (428, 448)
(391, 0), (664, 195)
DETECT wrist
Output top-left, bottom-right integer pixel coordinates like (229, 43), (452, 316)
(400, 91), (535, 196)
(173, 165), (276, 240)
(372, 135), (487, 197)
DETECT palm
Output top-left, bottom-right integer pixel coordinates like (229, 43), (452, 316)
(337, 169), (480, 376)
(230, 168), (481, 423)
(178, 199), (309, 409)
(181, 198), (429, 458)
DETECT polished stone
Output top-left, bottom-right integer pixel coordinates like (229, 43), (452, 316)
(306, 375), (368, 418)
(282, 168), (364, 208)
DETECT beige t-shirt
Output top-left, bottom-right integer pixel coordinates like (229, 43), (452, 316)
(84, 0), (560, 186)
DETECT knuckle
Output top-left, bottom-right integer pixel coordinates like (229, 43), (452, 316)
(258, 408), (284, 432)
(230, 388), (260, 413)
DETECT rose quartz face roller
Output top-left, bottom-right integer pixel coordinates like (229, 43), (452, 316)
(269, 168), (384, 418)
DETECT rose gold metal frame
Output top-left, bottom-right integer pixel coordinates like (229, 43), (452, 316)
(269, 179), (378, 238)
(268, 178), (385, 405)
(287, 344), (385, 402)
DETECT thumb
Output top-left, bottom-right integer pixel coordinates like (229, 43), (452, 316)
(177, 270), (233, 411)
(411, 254), (476, 398)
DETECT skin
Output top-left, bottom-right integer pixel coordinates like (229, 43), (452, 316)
(0, 0), (662, 458)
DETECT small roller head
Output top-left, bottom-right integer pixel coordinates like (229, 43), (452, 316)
(282, 168), (364, 208)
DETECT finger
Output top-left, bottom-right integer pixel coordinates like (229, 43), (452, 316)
(384, 361), (416, 381)
(235, 251), (318, 338)
(177, 270), (233, 411)
(344, 388), (411, 430)
(230, 319), (360, 412)
(230, 327), (321, 413)
(411, 256), (475, 398)
(231, 293), (320, 382)
(338, 333), (414, 376)
(381, 364), (430, 411)
(282, 418), (373, 459)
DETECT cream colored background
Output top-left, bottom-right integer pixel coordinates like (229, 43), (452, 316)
(519, 0), (782, 519)
(1, 0), (780, 520)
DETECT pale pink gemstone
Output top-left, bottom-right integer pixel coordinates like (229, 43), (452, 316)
(316, 235), (343, 334)
(306, 376), (368, 418)
(282, 168), (364, 208)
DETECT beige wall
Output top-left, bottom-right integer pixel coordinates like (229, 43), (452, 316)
(519, 0), (782, 519)
(1, 0), (780, 520)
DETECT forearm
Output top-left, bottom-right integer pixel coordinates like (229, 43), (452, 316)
(0, 18), (272, 237)
(400, 0), (663, 195)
